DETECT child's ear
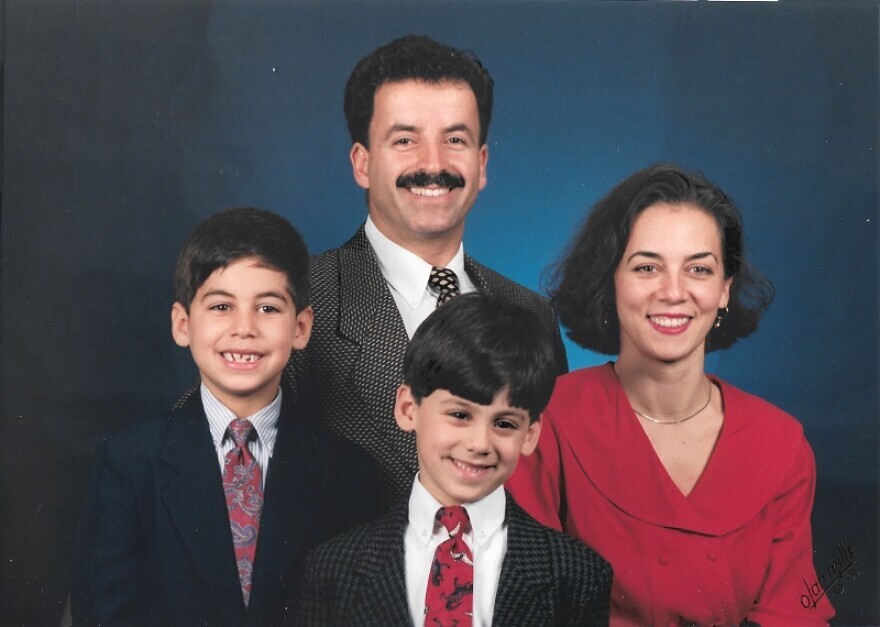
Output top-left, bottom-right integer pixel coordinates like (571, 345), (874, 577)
(518, 418), (542, 457)
(291, 305), (314, 351)
(171, 302), (191, 347)
(394, 384), (418, 432)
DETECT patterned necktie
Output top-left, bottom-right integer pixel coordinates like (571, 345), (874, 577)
(429, 267), (460, 307)
(222, 418), (264, 607)
(424, 506), (474, 626)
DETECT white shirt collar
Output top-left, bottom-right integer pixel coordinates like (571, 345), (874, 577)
(201, 383), (282, 454)
(364, 216), (470, 310)
(407, 473), (506, 550)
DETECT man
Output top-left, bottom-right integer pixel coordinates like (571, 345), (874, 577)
(285, 35), (566, 500)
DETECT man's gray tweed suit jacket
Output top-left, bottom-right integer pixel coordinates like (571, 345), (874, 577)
(295, 495), (611, 626)
(284, 226), (568, 500)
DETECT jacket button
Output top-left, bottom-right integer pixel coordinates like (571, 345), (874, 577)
(658, 555), (669, 565)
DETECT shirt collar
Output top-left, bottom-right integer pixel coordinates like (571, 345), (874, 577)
(408, 473), (506, 549)
(364, 217), (469, 309)
(201, 383), (282, 453)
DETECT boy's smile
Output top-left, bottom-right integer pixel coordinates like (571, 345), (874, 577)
(171, 256), (312, 417)
(395, 386), (541, 506)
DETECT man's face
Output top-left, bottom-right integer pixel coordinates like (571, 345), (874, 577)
(351, 79), (488, 257)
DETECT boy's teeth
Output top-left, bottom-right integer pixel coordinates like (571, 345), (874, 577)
(223, 352), (259, 363)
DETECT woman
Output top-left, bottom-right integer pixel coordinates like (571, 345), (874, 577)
(508, 164), (834, 625)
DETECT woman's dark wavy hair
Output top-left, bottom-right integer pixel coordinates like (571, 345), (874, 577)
(403, 293), (557, 423)
(549, 163), (775, 355)
(344, 34), (494, 148)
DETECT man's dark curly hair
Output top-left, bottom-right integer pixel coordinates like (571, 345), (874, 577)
(344, 34), (494, 148)
(549, 163), (775, 355)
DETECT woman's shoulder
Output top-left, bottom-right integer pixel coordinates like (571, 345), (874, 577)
(552, 363), (618, 397)
(713, 376), (805, 444)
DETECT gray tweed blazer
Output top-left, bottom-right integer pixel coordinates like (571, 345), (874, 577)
(284, 225), (567, 501)
(295, 494), (611, 626)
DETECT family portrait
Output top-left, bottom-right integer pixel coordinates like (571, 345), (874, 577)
(1, 1), (876, 624)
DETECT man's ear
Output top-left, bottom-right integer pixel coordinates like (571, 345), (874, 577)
(394, 384), (418, 432)
(477, 143), (488, 191)
(518, 418), (542, 457)
(350, 142), (370, 190)
(291, 305), (314, 351)
(171, 302), (191, 347)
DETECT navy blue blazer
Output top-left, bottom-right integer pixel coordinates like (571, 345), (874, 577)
(296, 494), (612, 626)
(71, 385), (384, 626)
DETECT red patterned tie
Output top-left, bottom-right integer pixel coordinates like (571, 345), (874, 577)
(222, 418), (264, 607)
(424, 506), (473, 626)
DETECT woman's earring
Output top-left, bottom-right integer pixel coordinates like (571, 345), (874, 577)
(714, 305), (729, 329)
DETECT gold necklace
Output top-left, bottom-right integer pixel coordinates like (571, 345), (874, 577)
(633, 382), (713, 425)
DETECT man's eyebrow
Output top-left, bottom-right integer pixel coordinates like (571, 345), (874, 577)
(444, 123), (476, 139)
(382, 123), (418, 140)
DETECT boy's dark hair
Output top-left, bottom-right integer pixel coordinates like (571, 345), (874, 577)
(174, 207), (310, 311)
(402, 293), (556, 423)
(344, 34), (494, 148)
(549, 163), (775, 354)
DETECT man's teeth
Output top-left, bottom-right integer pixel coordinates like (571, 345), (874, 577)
(408, 187), (449, 197)
(650, 316), (689, 328)
(223, 352), (260, 363)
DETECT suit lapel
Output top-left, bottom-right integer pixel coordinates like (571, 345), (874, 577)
(464, 255), (491, 293)
(348, 504), (412, 625)
(159, 394), (245, 623)
(339, 228), (416, 482)
(492, 497), (555, 626)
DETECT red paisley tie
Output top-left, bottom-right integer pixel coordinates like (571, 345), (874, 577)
(424, 505), (473, 626)
(222, 418), (264, 607)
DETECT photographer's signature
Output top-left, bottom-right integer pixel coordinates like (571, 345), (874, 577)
(801, 541), (859, 609)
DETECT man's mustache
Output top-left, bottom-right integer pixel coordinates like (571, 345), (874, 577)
(396, 171), (465, 189)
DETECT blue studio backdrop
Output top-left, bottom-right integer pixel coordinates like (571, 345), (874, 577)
(1, 1), (877, 624)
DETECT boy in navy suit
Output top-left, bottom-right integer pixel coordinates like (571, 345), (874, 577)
(297, 293), (611, 626)
(72, 207), (382, 626)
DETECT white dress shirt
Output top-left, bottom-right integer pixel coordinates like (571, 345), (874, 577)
(202, 383), (281, 490)
(364, 217), (476, 338)
(404, 476), (507, 627)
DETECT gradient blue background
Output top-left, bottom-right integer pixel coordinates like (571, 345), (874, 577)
(1, 1), (877, 623)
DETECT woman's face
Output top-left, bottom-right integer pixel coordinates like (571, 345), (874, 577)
(613, 202), (732, 367)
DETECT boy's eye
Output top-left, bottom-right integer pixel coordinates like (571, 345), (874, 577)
(495, 419), (518, 430)
(209, 304), (230, 311)
(258, 305), (280, 313)
(448, 411), (469, 421)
